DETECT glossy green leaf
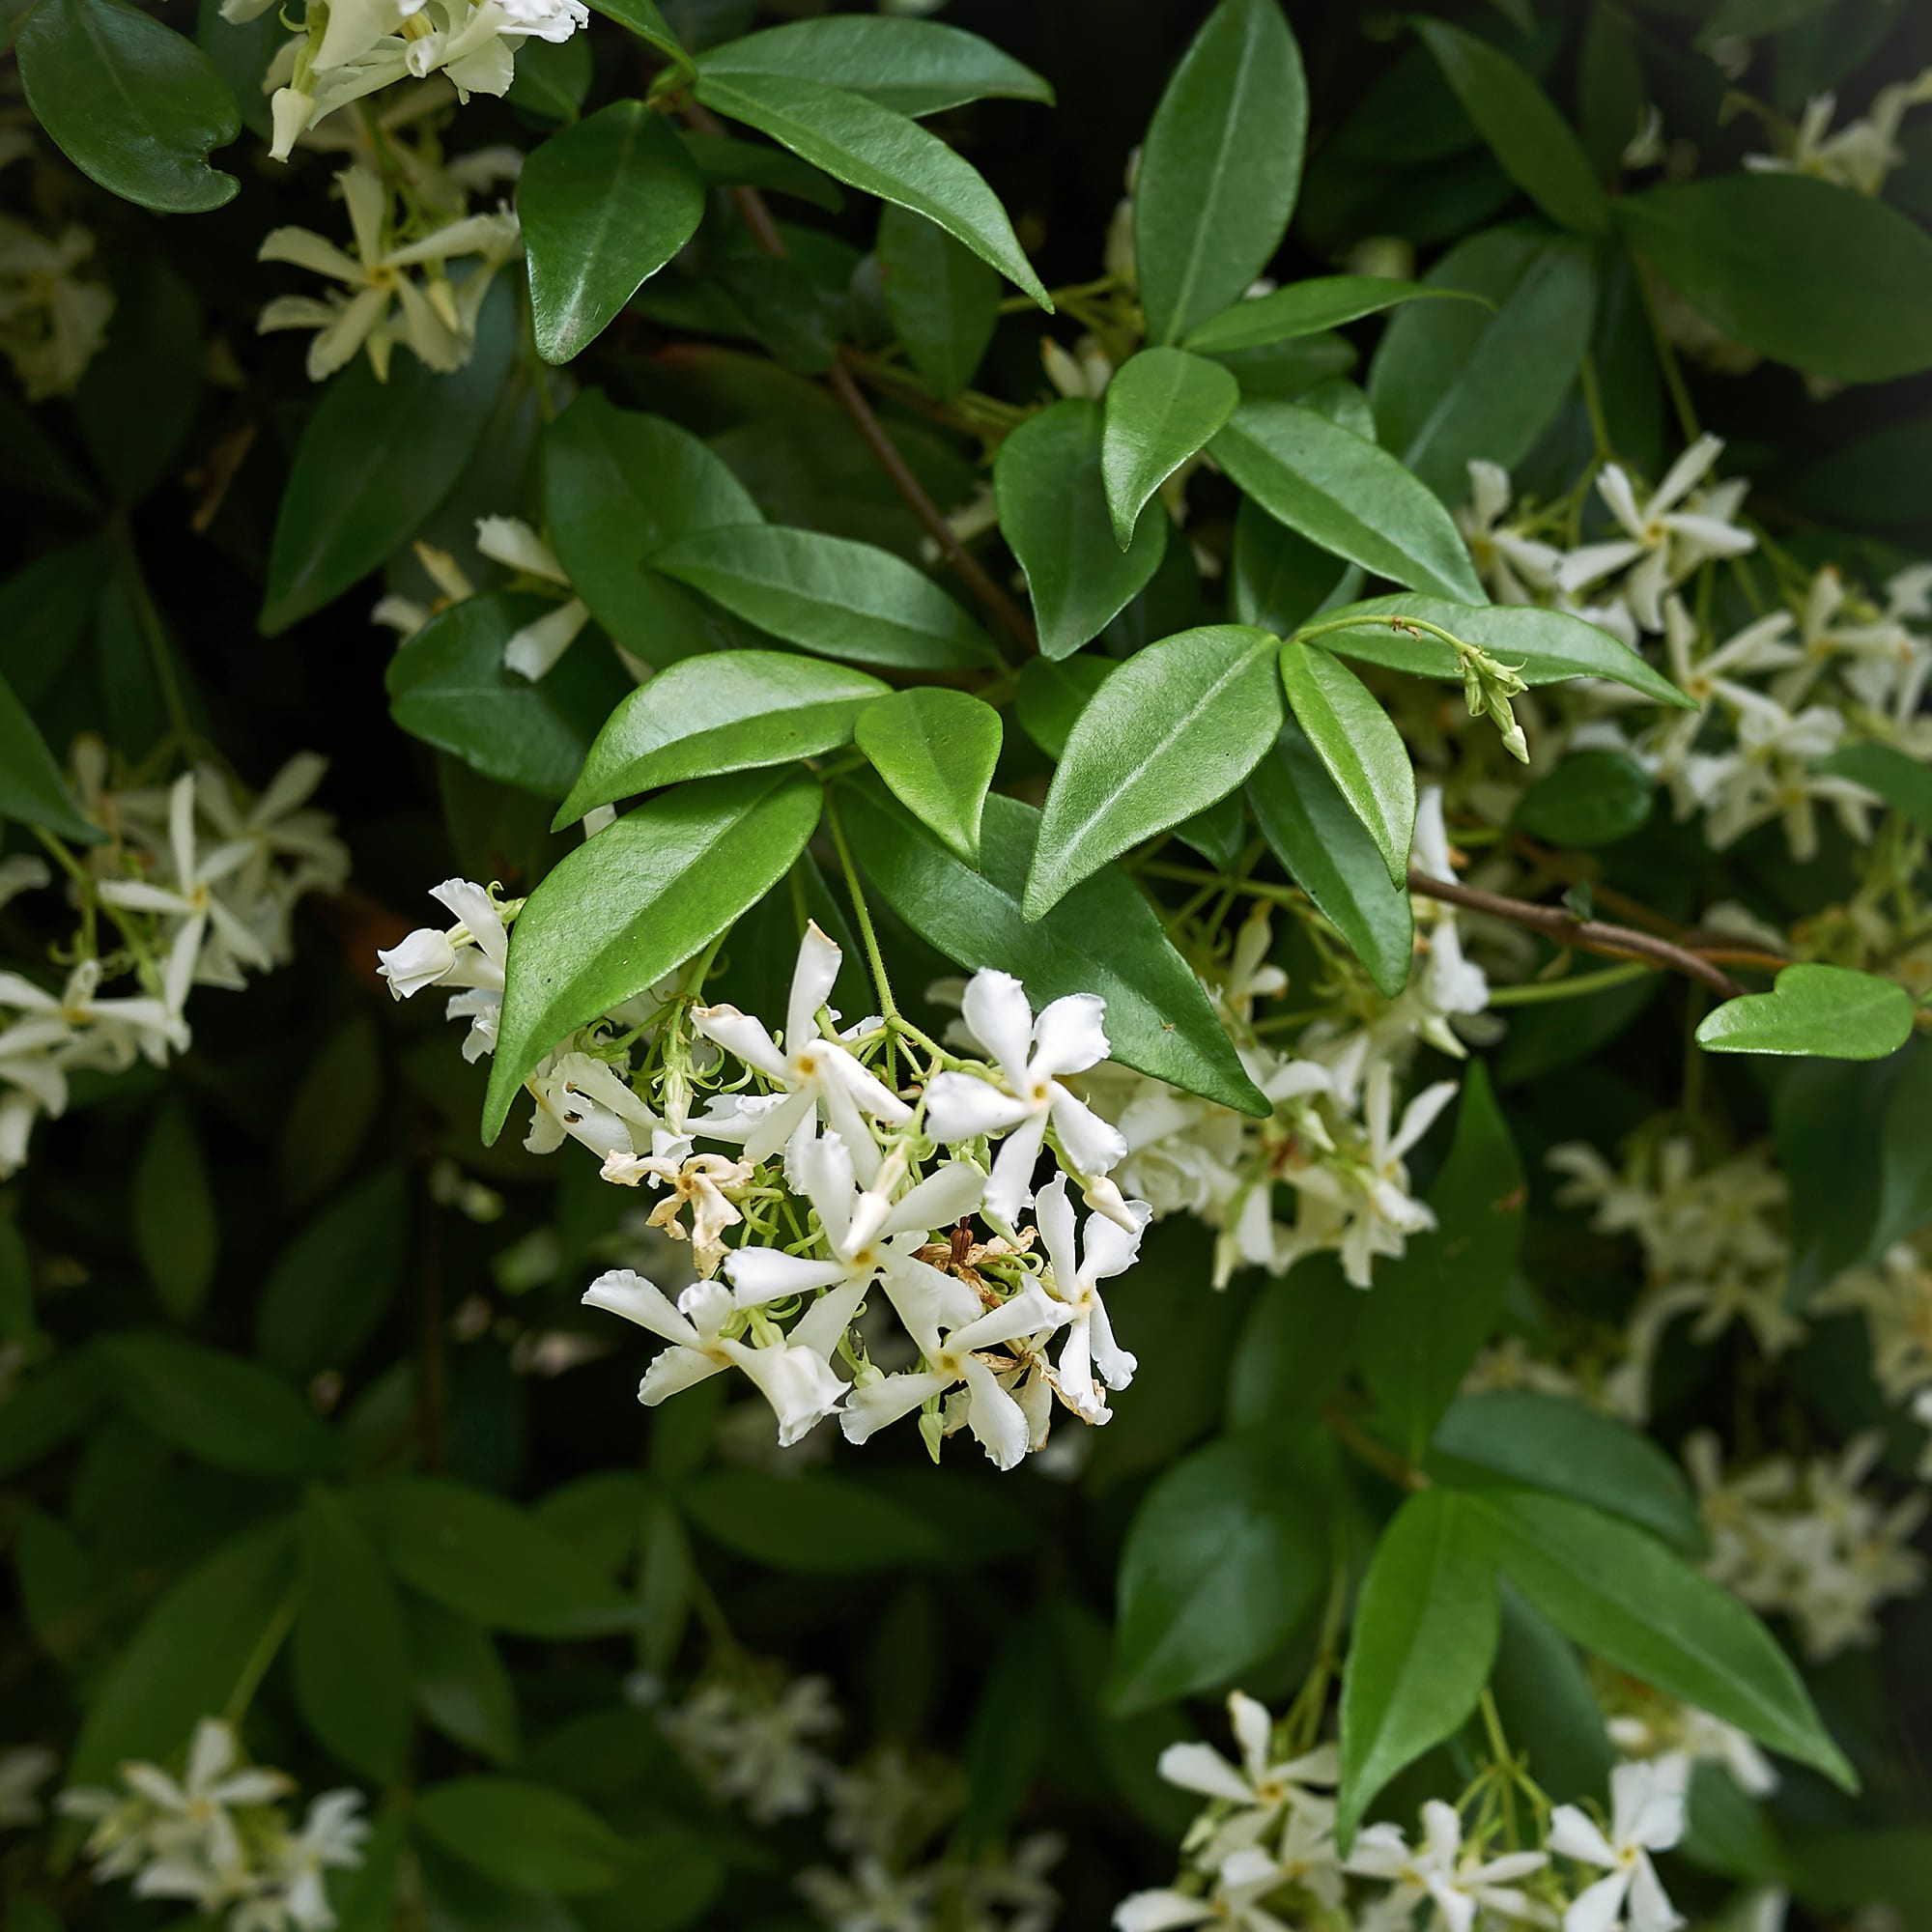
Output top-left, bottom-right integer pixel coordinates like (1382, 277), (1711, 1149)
(0, 666), (99, 843)
(996, 398), (1169, 657)
(1359, 1065), (1524, 1461)
(1013, 654), (1113, 759)
(1210, 400), (1489, 603)
(1179, 790), (1245, 871)
(1696, 964), (1915, 1063)
(19, 0), (240, 213)
(131, 1102), (217, 1322)
(100, 1332), (341, 1477)
(262, 293), (513, 633)
(1813, 742), (1932, 838)
(385, 593), (633, 798)
(1615, 174), (1932, 383)
(839, 781), (1269, 1116)
(1489, 1586), (1614, 1807)
(542, 390), (763, 668)
(1789, 1829), (1932, 1914)
(1187, 276), (1488, 355)
(1232, 498), (1358, 639)
(854, 687), (1002, 865)
(1106, 1431), (1326, 1715)
(679, 129), (843, 212)
(1277, 639), (1415, 888)
(693, 71), (1050, 306)
(1463, 1488), (1856, 1791)
(74, 255), (203, 506)
(1513, 749), (1653, 847)
(586, 0), (680, 59)
(1101, 348), (1239, 547)
(256, 1169), (407, 1386)
(652, 525), (994, 669)
(1026, 626), (1283, 918)
(682, 1469), (943, 1572)
(1248, 725), (1412, 999)
(558, 651), (887, 825)
(1134, 0), (1308, 345)
(878, 202), (1001, 398)
(1368, 228), (1598, 500)
(356, 1478), (642, 1638)
(507, 31), (589, 122)
(1337, 1490), (1498, 1848)
(1432, 1391), (1708, 1556)
(484, 770), (822, 1140)
(408, 1600), (520, 1764)
(1412, 21), (1609, 237)
(295, 1489), (411, 1785)
(521, 102), (706, 364)
(414, 1778), (628, 1894)
(1304, 594), (1694, 710)
(697, 16), (1053, 117)
(0, 1349), (107, 1480)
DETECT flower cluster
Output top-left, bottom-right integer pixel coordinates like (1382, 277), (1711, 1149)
(0, 750), (349, 1177)
(57, 1718), (369, 1931)
(1116, 1689), (1706, 1932)
(0, 181), (113, 401)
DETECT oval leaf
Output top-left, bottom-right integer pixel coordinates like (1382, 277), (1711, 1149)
(1185, 276), (1488, 355)
(854, 686), (1002, 866)
(1513, 748), (1653, 847)
(414, 1778), (627, 1894)
(1101, 348), (1239, 548)
(1026, 625), (1283, 919)
(483, 769), (823, 1141)
(521, 101), (706, 365)
(878, 201), (1001, 398)
(1695, 964), (1915, 1063)
(0, 666), (100, 843)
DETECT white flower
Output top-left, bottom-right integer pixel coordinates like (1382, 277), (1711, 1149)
(1157, 1690), (1337, 1860)
(1548, 1756), (1689, 1932)
(923, 969), (1127, 1226)
(270, 1789), (371, 1931)
(0, 955), (188, 1073)
(1344, 1799), (1549, 1932)
(0, 1745), (55, 1828)
(583, 1269), (847, 1447)
(473, 516), (593, 679)
(1409, 790), (1489, 1021)
(661, 1673), (838, 1823)
(1034, 1173), (1147, 1419)
(376, 877), (509, 1058)
(1456, 463), (1563, 606)
(1322, 1064), (1457, 1289)
(0, 215), (114, 400)
(1743, 73), (1932, 196)
(694, 924), (912, 1184)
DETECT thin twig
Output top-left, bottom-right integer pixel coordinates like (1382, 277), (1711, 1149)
(1409, 868), (1746, 999)
(678, 99), (1039, 654)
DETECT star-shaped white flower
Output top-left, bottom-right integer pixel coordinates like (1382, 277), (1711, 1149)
(1034, 1173), (1147, 1420)
(1548, 1755), (1689, 1932)
(1158, 1690), (1338, 1860)
(376, 877), (510, 1061)
(1345, 1798), (1549, 1932)
(1456, 461), (1563, 606)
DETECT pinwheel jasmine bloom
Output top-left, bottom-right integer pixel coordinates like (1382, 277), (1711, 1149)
(841, 1283), (1067, 1470)
(0, 957), (187, 1072)
(1157, 1690), (1338, 1861)
(1548, 1756), (1689, 1932)
(0, 215), (114, 400)
(1455, 461), (1563, 605)
(582, 1269), (847, 1447)
(264, 1790), (372, 1932)
(1558, 438), (1756, 633)
(0, 1744), (55, 1828)
(1034, 1174), (1148, 1420)
(473, 515), (593, 679)
(694, 924), (911, 1182)
(1344, 1799), (1550, 1932)
(376, 877), (509, 1059)
(923, 969), (1127, 1227)
(1114, 1846), (1301, 1932)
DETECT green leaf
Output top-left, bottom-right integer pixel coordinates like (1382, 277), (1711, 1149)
(558, 651), (886, 825)
(1277, 639), (1415, 888)
(1026, 626), (1283, 918)
(1489, 1584), (1614, 1806)
(1789, 1830), (1932, 1914)
(839, 781), (1269, 1116)
(1226, 1253), (1365, 1429)
(681, 1469), (944, 1571)
(693, 71), (1049, 306)
(1337, 1490), (1498, 1848)
(1185, 276), (1488, 355)
(508, 31), (590, 122)
(697, 15), (1053, 117)
(74, 255), (203, 506)
(1247, 725), (1412, 998)
(295, 1489), (411, 1785)
(483, 770), (822, 1140)
(1813, 742), (1932, 838)
(1411, 21), (1609, 237)
(356, 1478), (641, 1638)
(1367, 229), (1599, 501)
(1106, 1431), (1327, 1715)
(1463, 1488), (1856, 1791)
(521, 102), (706, 365)
(1359, 1065), (1524, 1461)
(877, 202), (1000, 398)
(414, 1778), (628, 1895)
(1210, 401), (1489, 603)
(1232, 499), (1358, 639)
(1013, 654), (1113, 760)
(408, 1600), (520, 1764)
(586, 0), (681, 60)
(542, 391), (763, 668)
(1513, 749), (1653, 847)
(680, 129), (844, 212)
(262, 293), (513, 633)
(101, 1332), (341, 1477)
(18, 0), (239, 213)
(1304, 594), (1695, 710)
(0, 1348), (108, 1480)
(257, 1170), (407, 1384)
(385, 593), (633, 798)
(1134, 0), (1308, 345)
(0, 667), (99, 843)
(131, 1101), (217, 1322)
(854, 686), (1001, 866)
(67, 1518), (298, 1785)
(1696, 964), (1915, 1063)
(1100, 349), (1239, 548)
(1432, 1391), (1708, 1555)
(995, 398), (1169, 657)
(651, 525), (994, 670)
(1615, 174), (1932, 383)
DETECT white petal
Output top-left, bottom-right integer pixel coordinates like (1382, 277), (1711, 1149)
(639, 1345), (726, 1406)
(1564, 1872), (1634, 1932)
(960, 968), (1037, 1085)
(1050, 1086), (1128, 1176)
(1155, 1742), (1253, 1806)
(923, 1070), (1031, 1144)
(1033, 1172), (1081, 1290)
(1114, 1890), (1219, 1932)
(582, 1268), (696, 1347)
(879, 1159), (982, 1238)
(958, 1355), (1033, 1469)
(840, 1369), (950, 1444)
(692, 1005), (787, 1081)
(724, 1248), (850, 1309)
(728, 1341), (846, 1446)
(1030, 991), (1110, 1077)
(983, 1109), (1050, 1227)
(1547, 1805), (1616, 1870)
(786, 921), (843, 1051)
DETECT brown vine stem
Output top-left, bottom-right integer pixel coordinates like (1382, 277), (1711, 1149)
(678, 99), (1040, 655)
(1408, 868), (1746, 1000)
